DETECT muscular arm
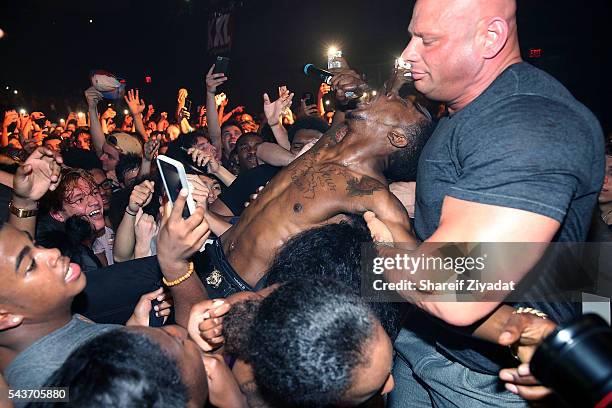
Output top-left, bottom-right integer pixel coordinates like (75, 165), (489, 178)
(372, 197), (559, 326)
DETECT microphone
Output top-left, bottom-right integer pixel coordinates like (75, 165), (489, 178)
(303, 64), (334, 84)
(303, 64), (368, 100)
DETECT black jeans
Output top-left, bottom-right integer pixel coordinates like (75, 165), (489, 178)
(195, 238), (267, 299)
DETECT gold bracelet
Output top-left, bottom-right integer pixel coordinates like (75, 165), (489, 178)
(9, 201), (39, 218)
(163, 262), (195, 287)
(513, 307), (548, 319)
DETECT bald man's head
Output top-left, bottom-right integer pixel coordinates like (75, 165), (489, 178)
(401, 0), (522, 111)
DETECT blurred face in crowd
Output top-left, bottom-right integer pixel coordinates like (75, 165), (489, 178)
(198, 175), (222, 204)
(43, 138), (62, 152)
(236, 134), (263, 171)
(0, 223), (86, 329)
(100, 144), (120, 171)
(600, 155), (612, 204)
(107, 121), (117, 133)
(52, 177), (106, 233)
(401, 0), (483, 104)
(194, 136), (211, 151)
(76, 132), (91, 150)
(221, 125), (242, 156)
(228, 149), (241, 176)
(127, 325), (208, 407)
(167, 125), (180, 141)
(89, 168), (113, 212)
(67, 123), (76, 132)
(122, 168), (139, 188)
(290, 129), (322, 155)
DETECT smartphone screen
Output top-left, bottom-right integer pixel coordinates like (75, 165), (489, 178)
(158, 160), (191, 218)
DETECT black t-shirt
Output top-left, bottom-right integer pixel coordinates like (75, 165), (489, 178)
(218, 164), (281, 216)
(402, 62), (605, 374)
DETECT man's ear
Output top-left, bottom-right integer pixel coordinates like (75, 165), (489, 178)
(481, 17), (509, 59)
(387, 130), (408, 148)
(49, 210), (65, 223)
(0, 309), (24, 331)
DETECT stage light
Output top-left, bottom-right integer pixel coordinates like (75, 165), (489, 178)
(89, 19), (93, 23)
(19, 109), (26, 115)
(5, 86), (9, 90)
(60, 118), (65, 123)
(371, 90), (377, 96)
(13, 89), (18, 94)
(145, 76), (152, 84)
(77, 112), (84, 118)
(325, 100), (330, 105)
(123, 109), (129, 115)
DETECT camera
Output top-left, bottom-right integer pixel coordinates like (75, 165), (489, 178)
(531, 313), (612, 407)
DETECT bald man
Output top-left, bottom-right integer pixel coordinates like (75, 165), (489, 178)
(341, 0), (604, 406)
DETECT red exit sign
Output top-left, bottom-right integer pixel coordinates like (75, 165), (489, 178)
(528, 48), (543, 58)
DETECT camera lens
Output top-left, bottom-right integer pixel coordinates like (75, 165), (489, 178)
(531, 314), (612, 408)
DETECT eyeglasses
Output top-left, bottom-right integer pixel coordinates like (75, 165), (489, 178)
(96, 179), (114, 190)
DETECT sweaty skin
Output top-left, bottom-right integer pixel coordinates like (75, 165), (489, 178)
(220, 93), (428, 287)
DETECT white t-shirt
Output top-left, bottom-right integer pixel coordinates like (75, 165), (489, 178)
(93, 226), (115, 265)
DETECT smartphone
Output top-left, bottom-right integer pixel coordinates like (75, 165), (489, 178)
(156, 155), (196, 219)
(302, 92), (315, 106)
(184, 99), (192, 113)
(322, 92), (335, 112)
(213, 56), (231, 75)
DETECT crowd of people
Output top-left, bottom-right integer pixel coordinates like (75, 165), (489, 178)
(0, 0), (610, 407)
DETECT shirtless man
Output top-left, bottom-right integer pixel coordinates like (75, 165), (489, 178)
(200, 86), (433, 298)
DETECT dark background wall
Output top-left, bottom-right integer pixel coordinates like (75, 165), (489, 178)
(0, 0), (609, 131)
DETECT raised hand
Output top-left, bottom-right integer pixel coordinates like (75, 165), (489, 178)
(3, 110), (18, 128)
(186, 174), (211, 208)
(143, 135), (161, 161)
(329, 57), (366, 102)
(206, 65), (227, 95)
(84, 87), (104, 108)
(156, 188), (210, 275)
(101, 107), (116, 120)
(186, 147), (220, 174)
(124, 89), (146, 115)
(13, 146), (63, 201)
(298, 98), (319, 118)
(177, 88), (188, 104)
(134, 208), (160, 252)
(128, 180), (155, 213)
(30, 112), (45, 121)
(263, 87), (294, 124)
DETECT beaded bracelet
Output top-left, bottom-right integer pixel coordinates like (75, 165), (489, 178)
(163, 262), (195, 287)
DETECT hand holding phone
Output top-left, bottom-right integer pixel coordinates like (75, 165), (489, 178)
(212, 56), (231, 75)
(157, 155), (196, 219)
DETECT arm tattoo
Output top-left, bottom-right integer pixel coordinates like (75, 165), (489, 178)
(346, 175), (384, 197)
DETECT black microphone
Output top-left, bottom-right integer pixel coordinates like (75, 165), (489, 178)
(303, 64), (334, 85)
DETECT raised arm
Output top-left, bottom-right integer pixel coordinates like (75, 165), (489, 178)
(187, 147), (236, 187)
(262, 86), (294, 150)
(2, 110), (18, 147)
(156, 189), (210, 328)
(113, 180), (155, 262)
(205, 65), (228, 155)
(10, 147), (63, 237)
(84, 87), (106, 155)
(124, 89), (148, 140)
